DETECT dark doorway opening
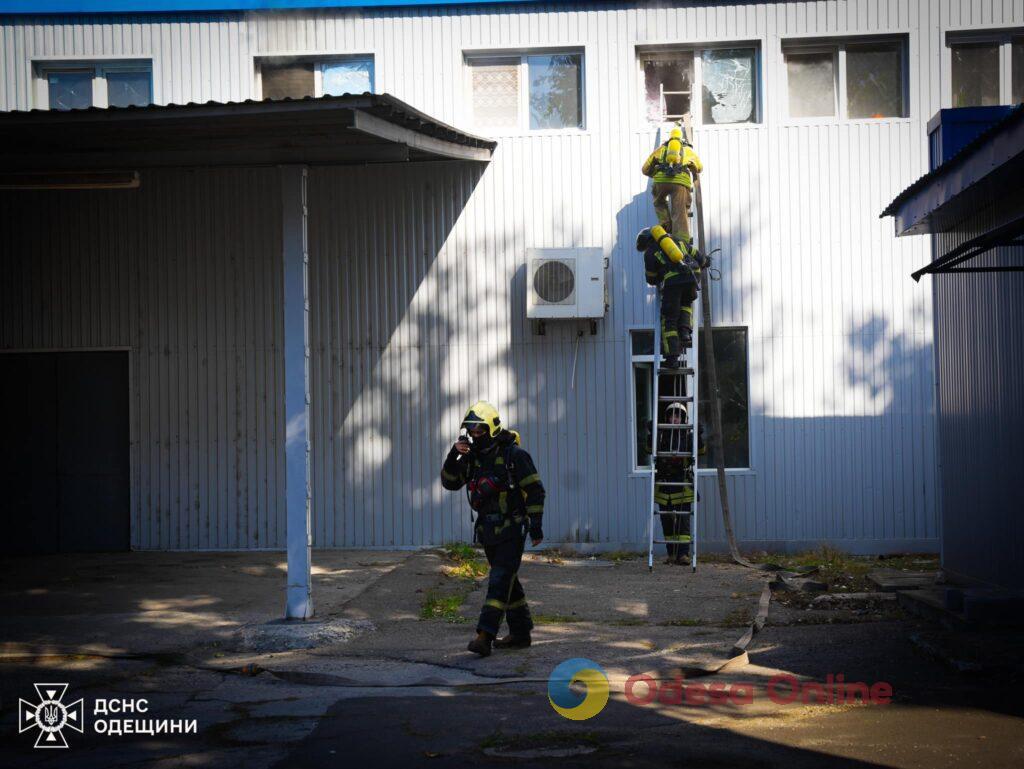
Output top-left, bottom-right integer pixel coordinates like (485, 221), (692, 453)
(0, 351), (130, 554)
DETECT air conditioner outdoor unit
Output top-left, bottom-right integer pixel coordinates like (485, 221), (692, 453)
(526, 248), (607, 320)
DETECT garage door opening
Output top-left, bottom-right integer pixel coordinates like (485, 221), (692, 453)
(0, 351), (129, 554)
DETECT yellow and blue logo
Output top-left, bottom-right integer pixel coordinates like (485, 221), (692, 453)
(547, 658), (609, 721)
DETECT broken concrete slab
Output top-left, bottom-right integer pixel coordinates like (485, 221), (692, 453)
(868, 569), (936, 592)
(238, 618), (375, 653)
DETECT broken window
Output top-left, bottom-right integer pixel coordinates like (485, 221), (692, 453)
(261, 61), (315, 100)
(951, 42), (1000, 107)
(47, 71), (93, 111)
(106, 70), (152, 108)
(785, 51), (837, 117)
(40, 61), (152, 110)
(701, 48), (756, 124)
(322, 59), (374, 96)
(642, 52), (694, 122)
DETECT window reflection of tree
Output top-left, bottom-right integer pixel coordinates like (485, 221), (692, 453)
(529, 54), (582, 129)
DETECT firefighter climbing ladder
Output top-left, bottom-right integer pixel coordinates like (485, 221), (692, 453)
(646, 115), (702, 573)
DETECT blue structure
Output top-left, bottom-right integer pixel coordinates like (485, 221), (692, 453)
(883, 106), (1024, 591)
(0, 1), (548, 13)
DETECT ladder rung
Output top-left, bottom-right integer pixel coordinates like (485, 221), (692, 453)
(654, 451), (694, 457)
(656, 423), (693, 430)
(654, 481), (692, 487)
(658, 396), (693, 402)
(655, 510), (693, 517)
(657, 368), (694, 376)
(653, 537), (692, 545)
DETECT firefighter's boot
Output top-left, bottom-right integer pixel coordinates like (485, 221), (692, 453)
(467, 630), (494, 657)
(493, 633), (532, 650)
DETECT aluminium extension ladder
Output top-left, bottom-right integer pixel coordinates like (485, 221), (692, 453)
(646, 111), (702, 573)
(646, 291), (701, 573)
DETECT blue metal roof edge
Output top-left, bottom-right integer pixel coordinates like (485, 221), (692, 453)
(0, 0), (550, 14)
(882, 104), (1024, 235)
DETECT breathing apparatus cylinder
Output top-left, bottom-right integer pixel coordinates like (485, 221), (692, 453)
(651, 224), (685, 264)
(665, 126), (684, 172)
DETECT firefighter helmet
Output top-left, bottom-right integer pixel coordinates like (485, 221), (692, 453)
(462, 401), (502, 438)
(666, 402), (687, 422)
(635, 227), (655, 252)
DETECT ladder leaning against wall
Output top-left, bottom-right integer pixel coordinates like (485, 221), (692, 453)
(646, 112), (702, 573)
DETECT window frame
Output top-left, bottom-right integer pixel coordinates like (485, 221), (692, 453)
(627, 326), (753, 475)
(464, 48), (587, 135)
(33, 58), (154, 110)
(254, 53), (377, 100)
(781, 36), (909, 123)
(637, 42), (762, 127)
(945, 29), (1024, 108)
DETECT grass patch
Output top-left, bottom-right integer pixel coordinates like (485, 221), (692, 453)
(441, 542), (479, 562)
(720, 607), (754, 628)
(533, 614), (584, 624)
(438, 541), (487, 581)
(657, 618), (705, 627)
(599, 550), (643, 564)
(420, 591), (469, 623)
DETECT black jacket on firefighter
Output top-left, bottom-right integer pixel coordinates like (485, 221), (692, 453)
(441, 401), (546, 640)
(440, 429), (545, 546)
(639, 225), (704, 359)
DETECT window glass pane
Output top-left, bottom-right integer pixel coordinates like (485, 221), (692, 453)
(698, 328), (749, 468)
(951, 42), (1000, 107)
(106, 70), (151, 108)
(785, 50), (836, 117)
(261, 61), (314, 100)
(631, 329), (655, 356)
(847, 43), (903, 118)
(1012, 38), (1024, 105)
(634, 363), (653, 468)
(701, 48), (755, 124)
(47, 70), (93, 110)
(528, 53), (583, 130)
(470, 58), (520, 130)
(642, 53), (694, 122)
(322, 59), (374, 95)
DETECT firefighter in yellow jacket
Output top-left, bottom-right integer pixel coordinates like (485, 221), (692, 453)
(642, 124), (703, 241)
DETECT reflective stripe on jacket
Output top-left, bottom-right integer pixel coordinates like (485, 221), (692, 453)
(642, 143), (703, 187)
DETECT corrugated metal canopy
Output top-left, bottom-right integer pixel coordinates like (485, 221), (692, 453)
(0, 93), (495, 172)
(881, 105), (1024, 236)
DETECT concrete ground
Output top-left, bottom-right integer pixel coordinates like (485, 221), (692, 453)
(2, 550), (1023, 768)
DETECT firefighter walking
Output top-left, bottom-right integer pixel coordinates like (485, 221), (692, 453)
(441, 401), (545, 657)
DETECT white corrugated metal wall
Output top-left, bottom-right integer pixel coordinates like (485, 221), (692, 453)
(4, 1), (1020, 550)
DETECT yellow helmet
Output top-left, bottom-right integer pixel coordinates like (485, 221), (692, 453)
(462, 401), (503, 438)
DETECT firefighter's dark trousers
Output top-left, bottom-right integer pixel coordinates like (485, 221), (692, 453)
(659, 505), (692, 562)
(477, 534), (533, 637)
(661, 280), (698, 359)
